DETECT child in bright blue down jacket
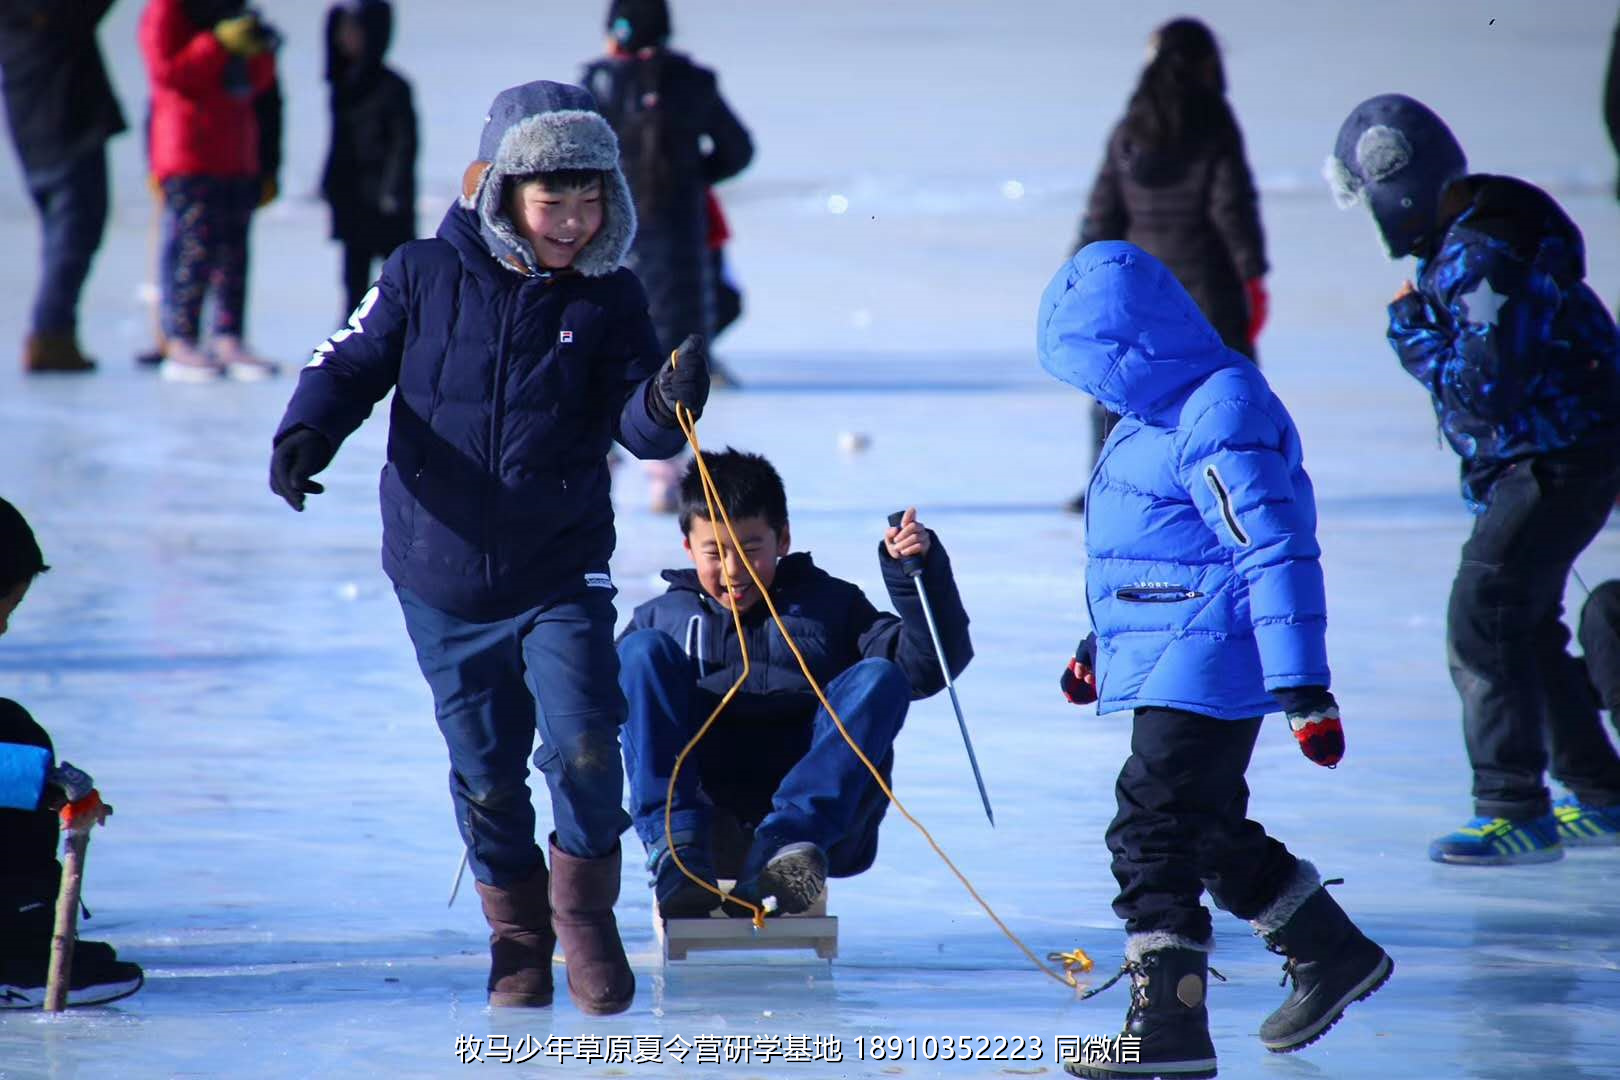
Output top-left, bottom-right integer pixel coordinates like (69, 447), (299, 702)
(267, 80), (711, 1017)
(1038, 242), (1389, 1079)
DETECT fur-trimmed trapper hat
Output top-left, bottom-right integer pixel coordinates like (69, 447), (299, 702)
(459, 80), (636, 277)
(1325, 93), (1466, 259)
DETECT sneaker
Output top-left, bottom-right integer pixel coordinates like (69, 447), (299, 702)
(1428, 813), (1563, 865)
(0, 939), (144, 1010)
(160, 339), (223, 382)
(1553, 795), (1620, 847)
(212, 336), (280, 381)
(729, 836), (827, 917)
(647, 840), (721, 919)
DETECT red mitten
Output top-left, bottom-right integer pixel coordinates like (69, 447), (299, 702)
(1275, 686), (1343, 768)
(1060, 633), (1098, 705)
(1245, 277), (1269, 345)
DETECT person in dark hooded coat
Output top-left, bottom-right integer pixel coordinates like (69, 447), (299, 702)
(1067, 18), (1268, 512)
(320, 0), (417, 315)
(583, 0), (753, 365)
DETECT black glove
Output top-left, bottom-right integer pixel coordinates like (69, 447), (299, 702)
(649, 334), (710, 428)
(269, 427), (335, 512)
(1273, 685), (1344, 768)
(1060, 632), (1098, 705)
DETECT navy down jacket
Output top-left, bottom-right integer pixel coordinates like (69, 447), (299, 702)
(1038, 242), (1329, 720)
(275, 203), (684, 620)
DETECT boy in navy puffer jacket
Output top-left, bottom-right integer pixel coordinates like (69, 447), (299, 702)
(616, 450), (971, 920)
(1328, 94), (1620, 865)
(1039, 242), (1389, 1078)
(268, 81), (710, 1016)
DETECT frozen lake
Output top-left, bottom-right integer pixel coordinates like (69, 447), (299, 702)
(2, 2), (1618, 1077)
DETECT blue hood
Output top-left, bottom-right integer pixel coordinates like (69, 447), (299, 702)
(1037, 241), (1236, 423)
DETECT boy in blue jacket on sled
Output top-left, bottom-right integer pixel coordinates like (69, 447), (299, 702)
(1039, 243), (1389, 1078)
(616, 450), (971, 919)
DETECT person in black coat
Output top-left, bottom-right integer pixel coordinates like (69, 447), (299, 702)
(584, 0), (752, 370)
(0, 0), (127, 373)
(1067, 18), (1268, 510)
(321, 0), (416, 315)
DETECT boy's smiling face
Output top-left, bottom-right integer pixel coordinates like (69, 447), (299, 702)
(683, 514), (790, 614)
(508, 177), (603, 269)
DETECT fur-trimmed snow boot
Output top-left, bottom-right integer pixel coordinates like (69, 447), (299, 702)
(1250, 862), (1392, 1052)
(548, 834), (634, 1015)
(474, 863), (556, 1007)
(1064, 934), (1217, 1079)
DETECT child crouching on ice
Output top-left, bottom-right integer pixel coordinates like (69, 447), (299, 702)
(616, 450), (971, 917)
(1038, 242), (1389, 1078)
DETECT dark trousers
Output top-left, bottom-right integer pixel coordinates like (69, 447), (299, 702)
(1448, 457), (1620, 819)
(396, 586), (631, 887)
(159, 176), (258, 343)
(0, 700), (61, 915)
(27, 146), (109, 336)
(616, 628), (906, 878)
(1579, 580), (1620, 719)
(1108, 708), (1298, 943)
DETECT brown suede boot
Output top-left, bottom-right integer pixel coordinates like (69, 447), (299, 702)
(23, 333), (95, 373)
(548, 834), (635, 1015)
(474, 863), (556, 1007)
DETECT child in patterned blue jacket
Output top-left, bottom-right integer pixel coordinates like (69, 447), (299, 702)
(1039, 242), (1389, 1079)
(1328, 94), (1620, 865)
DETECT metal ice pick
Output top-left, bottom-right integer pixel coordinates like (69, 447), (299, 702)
(888, 511), (994, 826)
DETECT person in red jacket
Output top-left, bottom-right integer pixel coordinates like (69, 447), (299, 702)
(140, 0), (280, 381)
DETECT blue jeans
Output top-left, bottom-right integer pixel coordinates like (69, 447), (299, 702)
(27, 146), (108, 336)
(397, 586), (630, 886)
(617, 628), (908, 877)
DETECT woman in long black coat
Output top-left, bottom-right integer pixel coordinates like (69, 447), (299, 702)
(1069, 18), (1268, 509)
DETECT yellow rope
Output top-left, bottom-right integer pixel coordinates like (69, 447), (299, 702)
(659, 364), (1090, 986)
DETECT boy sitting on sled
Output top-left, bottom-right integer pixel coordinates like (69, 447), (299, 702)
(617, 449), (972, 916)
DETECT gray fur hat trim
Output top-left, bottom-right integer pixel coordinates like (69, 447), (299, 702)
(462, 107), (637, 277)
(1125, 931), (1213, 964)
(1248, 859), (1323, 934)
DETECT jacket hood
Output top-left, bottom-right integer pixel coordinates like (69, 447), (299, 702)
(1437, 173), (1585, 286)
(325, 0), (392, 84)
(457, 80), (636, 277)
(1038, 241), (1234, 423)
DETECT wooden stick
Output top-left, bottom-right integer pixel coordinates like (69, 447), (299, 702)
(44, 831), (89, 1013)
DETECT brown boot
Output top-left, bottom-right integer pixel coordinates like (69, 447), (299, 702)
(474, 863), (556, 1007)
(23, 332), (95, 373)
(548, 834), (635, 1015)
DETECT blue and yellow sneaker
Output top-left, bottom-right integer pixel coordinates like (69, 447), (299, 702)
(1553, 795), (1620, 847)
(1427, 814), (1563, 865)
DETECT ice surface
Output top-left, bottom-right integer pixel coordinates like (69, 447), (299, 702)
(2, 2), (1619, 1077)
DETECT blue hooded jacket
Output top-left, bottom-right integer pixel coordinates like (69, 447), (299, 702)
(275, 81), (684, 620)
(1038, 242), (1329, 720)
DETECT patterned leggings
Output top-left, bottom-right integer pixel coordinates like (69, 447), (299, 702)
(159, 176), (258, 343)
